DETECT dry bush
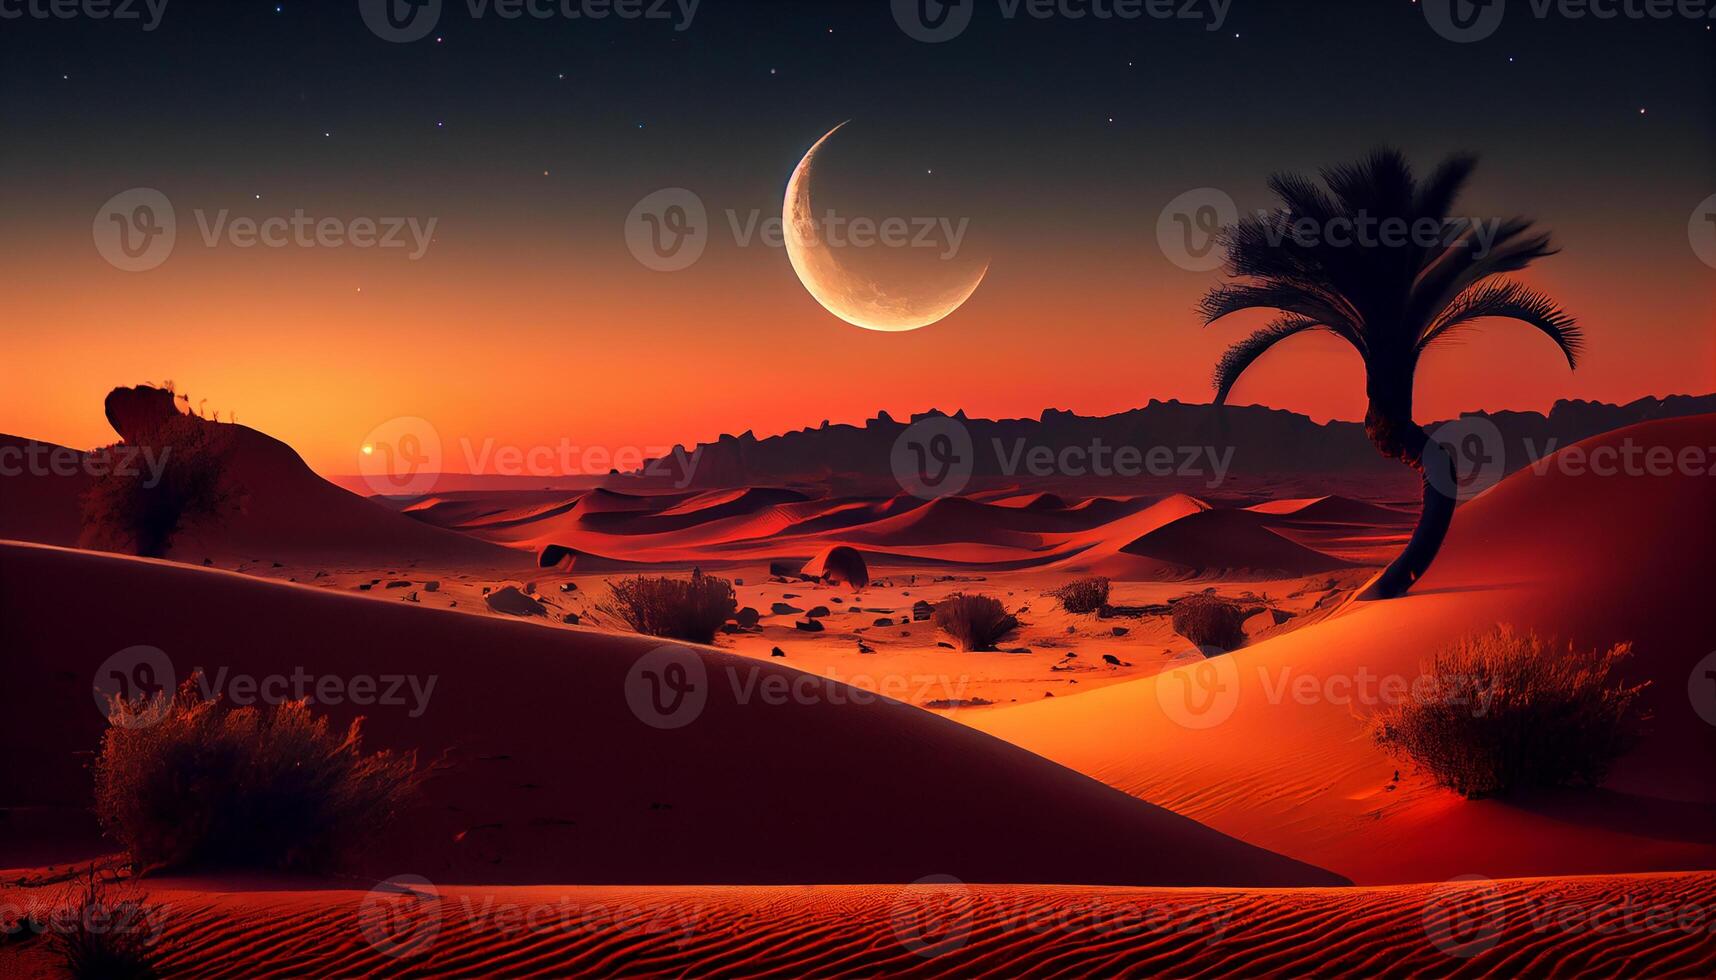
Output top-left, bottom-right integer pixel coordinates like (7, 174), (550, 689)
(1051, 576), (1111, 614)
(1171, 595), (1248, 653)
(1373, 627), (1648, 799)
(95, 678), (420, 873)
(599, 571), (737, 643)
(933, 594), (1019, 652)
(81, 413), (236, 558)
(44, 867), (163, 980)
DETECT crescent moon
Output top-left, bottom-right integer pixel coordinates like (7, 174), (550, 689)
(783, 122), (988, 332)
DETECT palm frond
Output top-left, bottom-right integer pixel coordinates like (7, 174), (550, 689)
(1418, 279), (1583, 368)
(1212, 316), (1330, 405)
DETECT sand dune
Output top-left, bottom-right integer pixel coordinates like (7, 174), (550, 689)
(0, 424), (520, 568)
(970, 415), (1716, 884)
(5, 872), (1710, 978)
(1246, 494), (1417, 525)
(0, 540), (1340, 888)
(0, 435), (89, 547)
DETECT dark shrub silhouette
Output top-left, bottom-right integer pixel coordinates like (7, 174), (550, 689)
(81, 410), (236, 559)
(599, 571), (737, 643)
(1373, 627), (1647, 798)
(934, 594), (1019, 652)
(1051, 576), (1111, 614)
(45, 867), (162, 980)
(1171, 595), (1248, 653)
(94, 678), (420, 873)
(1200, 150), (1580, 599)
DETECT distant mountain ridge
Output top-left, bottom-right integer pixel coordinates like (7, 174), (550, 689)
(638, 395), (1716, 491)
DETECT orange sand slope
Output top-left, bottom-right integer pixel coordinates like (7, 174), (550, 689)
(6, 873), (1714, 978)
(0, 540), (1340, 888)
(971, 414), (1716, 885)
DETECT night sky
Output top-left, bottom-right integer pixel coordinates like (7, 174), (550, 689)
(4, 0), (1712, 473)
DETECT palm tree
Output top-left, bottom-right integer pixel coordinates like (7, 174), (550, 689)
(1200, 150), (1581, 599)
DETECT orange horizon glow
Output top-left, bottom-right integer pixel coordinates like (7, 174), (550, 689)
(7, 213), (1711, 478)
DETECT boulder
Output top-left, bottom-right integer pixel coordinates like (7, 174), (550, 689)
(800, 545), (869, 591)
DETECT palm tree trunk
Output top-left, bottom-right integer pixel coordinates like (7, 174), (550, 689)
(1358, 399), (1457, 600)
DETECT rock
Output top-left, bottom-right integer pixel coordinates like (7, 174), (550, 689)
(405, 592), (419, 603)
(857, 641), (875, 654)
(424, 580), (440, 592)
(801, 545), (869, 591)
(1111, 626), (1129, 637)
(558, 582), (577, 593)
(936, 641), (954, 649)
(794, 619), (824, 632)
(770, 647), (786, 657)
(386, 580), (411, 589)
(771, 602), (803, 615)
(806, 605), (831, 618)
(912, 600), (934, 622)
(486, 586), (546, 617)
(734, 578), (744, 586)
(562, 612), (581, 625)
(720, 623), (741, 634)
(769, 559), (807, 579)
(1102, 654), (1131, 666)
(873, 617), (895, 627)
(357, 583), (373, 591)
(735, 607), (760, 628)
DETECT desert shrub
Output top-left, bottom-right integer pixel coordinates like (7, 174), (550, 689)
(82, 412), (236, 558)
(599, 571), (737, 643)
(45, 868), (163, 980)
(1171, 595), (1248, 653)
(1372, 627), (1648, 799)
(933, 594), (1019, 652)
(94, 678), (420, 873)
(1051, 576), (1111, 614)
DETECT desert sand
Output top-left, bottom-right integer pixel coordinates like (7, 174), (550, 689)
(4, 407), (1715, 975)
